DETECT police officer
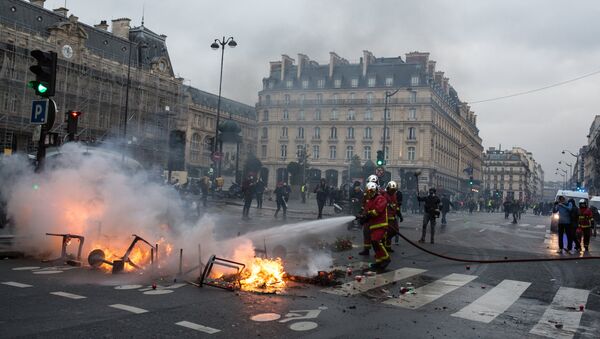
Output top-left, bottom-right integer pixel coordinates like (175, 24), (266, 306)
(417, 188), (441, 244)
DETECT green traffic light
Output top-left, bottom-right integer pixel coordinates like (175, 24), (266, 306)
(37, 83), (48, 93)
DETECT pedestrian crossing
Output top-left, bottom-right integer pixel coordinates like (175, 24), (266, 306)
(321, 267), (594, 339)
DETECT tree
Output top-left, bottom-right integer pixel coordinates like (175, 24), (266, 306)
(243, 152), (262, 177)
(287, 161), (302, 185)
(362, 159), (376, 179)
(349, 155), (363, 179)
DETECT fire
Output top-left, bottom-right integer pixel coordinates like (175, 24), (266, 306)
(239, 257), (286, 292)
(90, 243), (152, 272)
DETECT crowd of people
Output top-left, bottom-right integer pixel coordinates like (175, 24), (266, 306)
(553, 196), (597, 253)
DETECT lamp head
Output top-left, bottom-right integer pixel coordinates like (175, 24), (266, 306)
(210, 41), (220, 50)
(227, 38), (237, 48)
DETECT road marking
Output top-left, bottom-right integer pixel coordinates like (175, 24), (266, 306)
(143, 289), (173, 295)
(479, 229), (486, 233)
(175, 320), (220, 334)
(1, 281), (32, 288)
(529, 287), (589, 339)
(251, 313), (281, 322)
(289, 321), (318, 331)
(384, 273), (477, 309)
(115, 284), (143, 290)
(109, 304), (148, 314)
(518, 224), (531, 227)
(451, 279), (531, 323)
(321, 267), (426, 296)
(32, 270), (62, 275)
(12, 266), (41, 271)
(50, 291), (86, 299)
(535, 225), (546, 229)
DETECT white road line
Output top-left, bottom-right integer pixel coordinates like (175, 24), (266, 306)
(50, 291), (86, 299)
(109, 304), (148, 314)
(322, 267), (426, 296)
(529, 287), (590, 339)
(384, 273), (477, 309)
(535, 225), (546, 229)
(479, 229), (486, 233)
(176, 321), (221, 334)
(1, 281), (32, 288)
(451, 279), (531, 323)
(518, 224), (531, 227)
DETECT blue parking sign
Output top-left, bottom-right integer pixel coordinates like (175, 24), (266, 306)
(31, 99), (48, 124)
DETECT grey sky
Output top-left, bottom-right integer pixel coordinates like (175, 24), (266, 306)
(46, 0), (600, 182)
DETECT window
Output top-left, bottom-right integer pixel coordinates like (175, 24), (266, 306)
(365, 109), (373, 121)
(314, 127), (321, 139)
(298, 110), (305, 121)
(316, 93), (323, 104)
(298, 127), (304, 139)
(366, 92), (374, 104)
(346, 146), (354, 159)
(384, 127), (390, 139)
(299, 94), (305, 105)
(347, 127), (355, 139)
(261, 127), (268, 138)
(334, 79), (341, 88)
(191, 133), (201, 150)
(315, 110), (321, 121)
(317, 79), (325, 88)
(329, 146), (337, 159)
(330, 127), (337, 139)
(408, 108), (416, 121)
(332, 94), (339, 104)
(286, 80), (293, 88)
(284, 94), (290, 105)
(263, 110), (269, 121)
(364, 146), (372, 160)
(281, 144), (288, 158)
(302, 80), (309, 89)
(268, 81), (274, 89)
(368, 77), (376, 87)
(384, 109), (391, 121)
(283, 110), (289, 120)
(312, 145), (320, 159)
(281, 127), (288, 137)
(408, 127), (416, 140)
(265, 95), (271, 105)
(349, 92), (355, 100)
(409, 91), (417, 103)
(411, 75), (420, 86)
(385, 77), (394, 87)
(364, 127), (372, 139)
(297, 145), (305, 158)
(408, 146), (416, 160)
(347, 110), (356, 121)
(261, 145), (267, 159)
(351, 78), (358, 88)
(331, 109), (338, 120)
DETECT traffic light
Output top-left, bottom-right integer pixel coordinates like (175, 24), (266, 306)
(376, 150), (385, 166)
(66, 111), (82, 141)
(28, 50), (57, 98)
(469, 176), (474, 185)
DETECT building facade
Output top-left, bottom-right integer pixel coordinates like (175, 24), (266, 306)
(583, 115), (600, 194)
(482, 147), (544, 203)
(256, 51), (483, 192)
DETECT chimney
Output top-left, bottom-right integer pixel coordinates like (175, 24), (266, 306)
(111, 18), (131, 40)
(405, 51), (429, 70)
(53, 7), (68, 17)
(434, 71), (444, 86)
(30, 0), (45, 8)
(427, 60), (436, 78)
(94, 20), (109, 31)
(328, 52), (347, 78)
(442, 77), (449, 95)
(362, 50), (375, 77)
(280, 54), (294, 81)
(297, 53), (309, 79)
(269, 61), (282, 77)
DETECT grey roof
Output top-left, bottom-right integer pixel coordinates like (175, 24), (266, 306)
(2, 0), (173, 74)
(184, 85), (256, 120)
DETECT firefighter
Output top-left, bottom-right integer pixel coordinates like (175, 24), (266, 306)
(362, 182), (390, 270)
(577, 199), (593, 252)
(384, 181), (400, 253)
(358, 175), (380, 256)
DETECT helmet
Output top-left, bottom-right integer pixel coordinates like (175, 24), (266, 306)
(579, 199), (587, 206)
(366, 182), (378, 192)
(367, 175), (378, 183)
(386, 181), (397, 190)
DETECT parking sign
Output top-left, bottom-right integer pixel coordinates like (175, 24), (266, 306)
(31, 99), (49, 124)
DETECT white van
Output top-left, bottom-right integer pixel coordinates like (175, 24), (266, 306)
(550, 190), (589, 232)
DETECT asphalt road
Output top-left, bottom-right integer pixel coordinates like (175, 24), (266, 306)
(1, 205), (599, 339)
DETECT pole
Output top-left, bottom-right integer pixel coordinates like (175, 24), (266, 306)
(383, 93), (388, 159)
(456, 148), (461, 194)
(214, 37), (226, 178)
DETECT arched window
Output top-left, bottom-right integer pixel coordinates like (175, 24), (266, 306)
(191, 133), (201, 150)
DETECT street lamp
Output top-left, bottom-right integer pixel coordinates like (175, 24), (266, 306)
(558, 160), (573, 188)
(456, 143), (473, 195)
(382, 89), (401, 162)
(557, 168), (568, 189)
(210, 36), (237, 177)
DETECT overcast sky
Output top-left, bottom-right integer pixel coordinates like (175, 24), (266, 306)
(45, 0), (600, 182)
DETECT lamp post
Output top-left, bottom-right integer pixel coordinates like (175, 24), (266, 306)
(382, 89), (401, 161)
(556, 171), (566, 190)
(558, 161), (572, 189)
(456, 143), (473, 195)
(210, 36), (237, 178)
(557, 168), (568, 189)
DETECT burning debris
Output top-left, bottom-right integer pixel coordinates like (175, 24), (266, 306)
(88, 234), (155, 274)
(43, 232), (85, 266)
(286, 270), (345, 287)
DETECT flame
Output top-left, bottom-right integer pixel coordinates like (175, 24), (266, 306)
(239, 257), (286, 292)
(91, 243), (152, 272)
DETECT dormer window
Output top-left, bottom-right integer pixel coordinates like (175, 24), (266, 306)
(368, 77), (376, 87)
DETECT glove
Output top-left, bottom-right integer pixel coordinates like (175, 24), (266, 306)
(368, 209), (378, 217)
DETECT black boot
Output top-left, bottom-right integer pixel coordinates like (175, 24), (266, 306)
(358, 249), (370, 256)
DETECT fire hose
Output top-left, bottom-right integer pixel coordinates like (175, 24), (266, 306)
(395, 230), (600, 263)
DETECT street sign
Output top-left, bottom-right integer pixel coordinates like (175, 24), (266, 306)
(31, 99), (49, 124)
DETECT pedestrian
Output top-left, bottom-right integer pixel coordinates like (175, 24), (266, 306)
(567, 198), (581, 252)
(328, 186), (336, 206)
(553, 196), (574, 254)
(200, 176), (209, 208)
(361, 182), (390, 270)
(241, 175), (255, 219)
(503, 199), (511, 219)
(590, 202), (599, 238)
(577, 199), (593, 252)
(314, 178), (329, 219)
(301, 183), (307, 203)
(255, 178), (265, 209)
(417, 188), (441, 244)
(440, 194), (453, 226)
(274, 182), (288, 220)
(511, 200), (519, 224)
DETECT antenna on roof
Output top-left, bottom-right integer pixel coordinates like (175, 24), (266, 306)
(141, 3), (145, 26)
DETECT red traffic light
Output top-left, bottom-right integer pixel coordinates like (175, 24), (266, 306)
(69, 111), (82, 118)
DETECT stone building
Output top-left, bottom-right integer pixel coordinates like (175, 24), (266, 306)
(256, 51), (483, 193)
(482, 147), (544, 203)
